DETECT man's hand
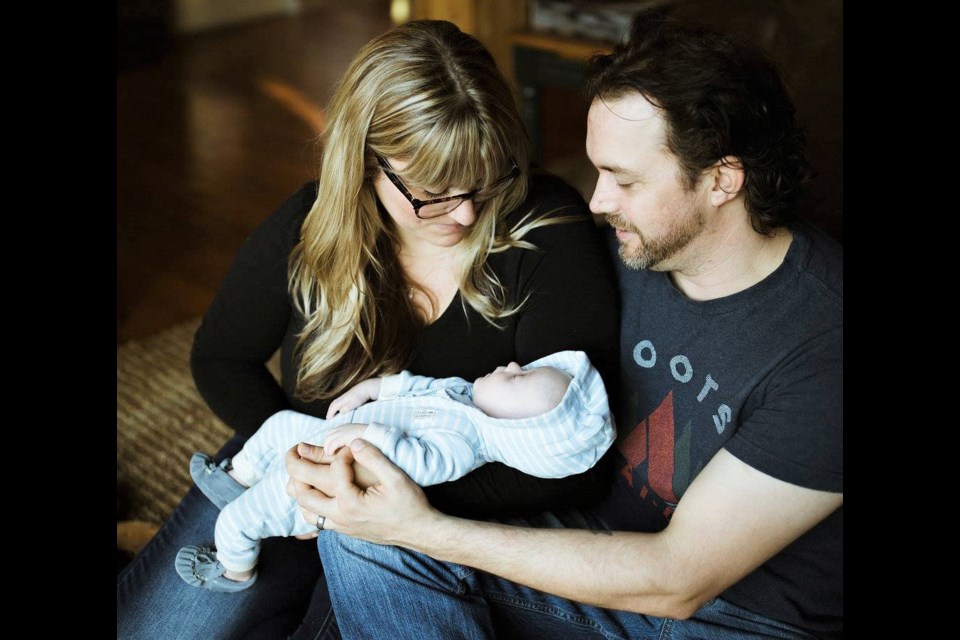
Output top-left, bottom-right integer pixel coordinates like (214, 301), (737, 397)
(298, 438), (440, 547)
(285, 442), (338, 539)
(326, 378), (383, 418)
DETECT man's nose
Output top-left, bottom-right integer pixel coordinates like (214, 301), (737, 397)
(589, 174), (618, 216)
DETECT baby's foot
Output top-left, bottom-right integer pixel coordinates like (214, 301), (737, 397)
(175, 545), (257, 593)
(190, 453), (246, 510)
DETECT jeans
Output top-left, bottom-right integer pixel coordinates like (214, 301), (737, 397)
(116, 436), (339, 640)
(318, 510), (823, 640)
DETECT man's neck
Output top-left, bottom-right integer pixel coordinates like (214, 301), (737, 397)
(670, 212), (793, 301)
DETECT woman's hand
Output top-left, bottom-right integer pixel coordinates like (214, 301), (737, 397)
(289, 438), (441, 548)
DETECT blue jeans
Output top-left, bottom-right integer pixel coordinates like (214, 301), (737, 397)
(116, 436), (339, 640)
(318, 510), (823, 640)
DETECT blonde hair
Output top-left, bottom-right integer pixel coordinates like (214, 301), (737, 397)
(289, 20), (576, 401)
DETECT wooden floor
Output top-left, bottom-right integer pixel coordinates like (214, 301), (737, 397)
(116, 1), (592, 344)
(117, 2), (396, 343)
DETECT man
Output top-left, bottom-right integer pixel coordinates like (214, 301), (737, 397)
(289, 9), (842, 639)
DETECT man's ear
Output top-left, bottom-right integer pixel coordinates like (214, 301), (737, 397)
(708, 156), (745, 207)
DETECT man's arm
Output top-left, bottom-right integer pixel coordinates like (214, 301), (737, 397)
(294, 440), (841, 620)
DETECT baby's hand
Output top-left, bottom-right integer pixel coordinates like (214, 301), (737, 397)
(327, 387), (370, 420)
(323, 424), (369, 457)
(326, 382), (376, 419)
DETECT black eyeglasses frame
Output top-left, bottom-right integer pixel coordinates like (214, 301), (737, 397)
(376, 155), (520, 219)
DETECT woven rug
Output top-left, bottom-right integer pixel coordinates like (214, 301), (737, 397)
(117, 318), (233, 525)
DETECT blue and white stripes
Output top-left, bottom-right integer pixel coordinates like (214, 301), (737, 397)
(213, 350), (614, 572)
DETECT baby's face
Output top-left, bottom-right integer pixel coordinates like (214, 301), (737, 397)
(473, 362), (572, 419)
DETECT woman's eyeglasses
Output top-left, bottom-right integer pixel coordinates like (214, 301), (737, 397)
(376, 155), (520, 219)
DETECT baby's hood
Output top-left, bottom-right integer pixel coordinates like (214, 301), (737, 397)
(521, 350), (611, 434)
(478, 350), (614, 477)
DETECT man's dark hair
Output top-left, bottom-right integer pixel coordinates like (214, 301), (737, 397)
(585, 9), (812, 233)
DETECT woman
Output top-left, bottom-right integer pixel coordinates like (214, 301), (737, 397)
(117, 19), (618, 639)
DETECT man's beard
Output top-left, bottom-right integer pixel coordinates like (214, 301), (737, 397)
(605, 210), (704, 271)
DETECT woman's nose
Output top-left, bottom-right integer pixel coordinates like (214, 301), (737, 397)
(506, 361), (521, 372)
(447, 198), (477, 227)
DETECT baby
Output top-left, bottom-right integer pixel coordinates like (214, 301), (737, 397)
(176, 350), (613, 592)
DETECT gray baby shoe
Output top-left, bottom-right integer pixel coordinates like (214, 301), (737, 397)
(190, 453), (246, 510)
(175, 545), (257, 593)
